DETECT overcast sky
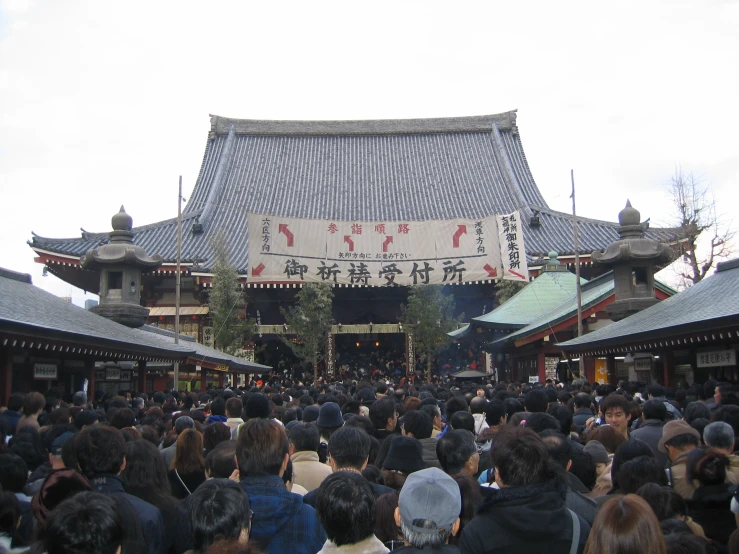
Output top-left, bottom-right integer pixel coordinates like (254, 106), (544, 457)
(1, 0), (737, 305)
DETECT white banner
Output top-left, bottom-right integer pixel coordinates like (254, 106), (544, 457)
(248, 212), (527, 286)
(33, 363), (57, 380)
(496, 212), (529, 281)
(697, 349), (736, 368)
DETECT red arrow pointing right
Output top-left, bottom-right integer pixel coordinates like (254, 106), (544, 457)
(251, 263), (265, 276)
(452, 225), (467, 248)
(344, 235), (355, 252)
(483, 264), (498, 278)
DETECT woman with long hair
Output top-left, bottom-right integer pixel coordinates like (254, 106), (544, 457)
(168, 428), (207, 499)
(686, 447), (736, 545)
(584, 494), (666, 554)
(121, 439), (189, 554)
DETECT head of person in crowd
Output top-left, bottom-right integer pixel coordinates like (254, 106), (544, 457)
(236, 418), (289, 478)
(449, 411), (475, 433)
(316, 472), (380, 549)
(382, 435), (425, 491)
(174, 415), (196, 435)
(395, 468), (461, 549)
(44, 491), (123, 554)
(522, 412), (561, 434)
(524, 389), (549, 413)
(641, 398), (668, 422)
(659, 420), (701, 462)
(206, 440), (238, 479)
(31, 468), (93, 528)
(203, 422), (232, 455)
(574, 393), (593, 411)
(0, 453), (28, 493)
(703, 421), (736, 455)
(436, 430), (479, 478)
(9, 428), (47, 472)
(469, 396), (487, 415)
(610, 439), (658, 491)
(492, 425), (551, 487)
(635, 483), (674, 521)
(400, 410), (433, 440)
(452, 473), (483, 543)
(583, 494), (666, 554)
(289, 422), (321, 457)
(539, 430), (572, 473)
(484, 400), (506, 429)
(686, 447), (730, 488)
(72, 391), (87, 407)
(444, 396), (469, 420)
(684, 401), (711, 424)
(245, 394), (270, 421)
(73, 409), (99, 431)
(419, 404), (443, 433)
(370, 397), (398, 433)
(328, 426), (371, 472)
(110, 408), (136, 430)
(616, 456), (667, 494)
(75, 425), (126, 478)
(23, 391), (46, 419)
(587, 424), (627, 455)
(316, 402), (345, 441)
(602, 394), (632, 438)
(226, 397), (244, 420)
(172, 427), (206, 474)
(546, 404), (574, 436)
(0, 492), (21, 545)
(374, 491), (401, 546)
(188, 479), (252, 554)
(121, 439), (178, 513)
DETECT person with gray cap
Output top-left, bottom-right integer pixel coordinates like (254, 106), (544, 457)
(659, 419), (701, 499)
(160, 415), (194, 468)
(392, 467), (462, 553)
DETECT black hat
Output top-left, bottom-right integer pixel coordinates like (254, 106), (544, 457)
(303, 405), (320, 423)
(316, 402), (344, 429)
(245, 394), (270, 419)
(383, 436), (426, 474)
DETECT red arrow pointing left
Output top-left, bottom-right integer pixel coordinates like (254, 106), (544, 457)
(251, 263), (265, 276)
(278, 224), (294, 247)
(452, 225), (467, 248)
(483, 264), (498, 278)
(382, 236), (393, 252)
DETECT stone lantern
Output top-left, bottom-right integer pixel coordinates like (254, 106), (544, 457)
(592, 200), (674, 321)
(81, 207), (162, 327)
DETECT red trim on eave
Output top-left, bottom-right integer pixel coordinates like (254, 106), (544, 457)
(35, 254), (81, 267)
(514, 294), (615, 347)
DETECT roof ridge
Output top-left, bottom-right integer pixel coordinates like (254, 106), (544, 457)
(209, 111), (518, 136)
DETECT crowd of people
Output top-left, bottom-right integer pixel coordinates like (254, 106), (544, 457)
(1, 376), (739, 553)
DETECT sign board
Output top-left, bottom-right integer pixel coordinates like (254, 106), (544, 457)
(33, 363), (57, 380)
(105, 368), (121, 381)
(406, 332), (415, 375)
(528, 375), (539, 383)
(202, 326), (214, 348)
(634, 358), (652, 372)
(595, 358), (608, 385)
(326, 334), (335, 376)
(545, 357), (560, 381)
(485, 352), (494, 374)
(95, 370), (106, 381)
(247, 211), (528, 286)
(697, 349), (736, 368)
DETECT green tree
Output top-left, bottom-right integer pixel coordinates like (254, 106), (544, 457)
(494, 279), (526, 305)
(208, 232), (245, 354)
(401, 285), (461, 380)
(280, 282), (334, 386)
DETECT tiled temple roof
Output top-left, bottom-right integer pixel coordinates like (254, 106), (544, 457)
(30, 111), (680, 274)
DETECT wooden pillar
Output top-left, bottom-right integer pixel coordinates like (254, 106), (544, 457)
(200, 367), (207, 393)
(137, 360), (147, 395)
(584, 356), (596, 384)
(0, 345), (12, 406)
(85, 358), (96, 402)
(537, 351), (546, 383)
(662, 349), (675, 387)
(606, 355), (617, 386)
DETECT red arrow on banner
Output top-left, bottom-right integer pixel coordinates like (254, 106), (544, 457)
(344, 235), (355, 251)
(508, 269), (526, 280)
(278, 224), (294, 247)
(382, 235), (393, 252)
(483, 264), (498, 278)
(251, 263), (265, 276)
(452, 225), (467, 248)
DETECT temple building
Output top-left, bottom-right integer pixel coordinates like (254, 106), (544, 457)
(29, 111), (681, 376)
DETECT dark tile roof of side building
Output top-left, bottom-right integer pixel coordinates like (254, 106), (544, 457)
(556, 258), (739, 352)
(29, 112), (680, 273)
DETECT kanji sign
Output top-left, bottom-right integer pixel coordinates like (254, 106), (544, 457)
(697, 349), (736, 368)
(248, 212), (528, 286)
(33, 363), (57, 380)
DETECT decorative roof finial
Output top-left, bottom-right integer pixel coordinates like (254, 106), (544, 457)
(112, 206), (133, 232)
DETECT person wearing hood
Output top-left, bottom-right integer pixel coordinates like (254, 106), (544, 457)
(236, 418), (326, 554)
(459, 426), (590, 554)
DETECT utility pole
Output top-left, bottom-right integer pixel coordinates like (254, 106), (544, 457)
(174, 176), (183, 390)
(571, 169), (585, 378)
